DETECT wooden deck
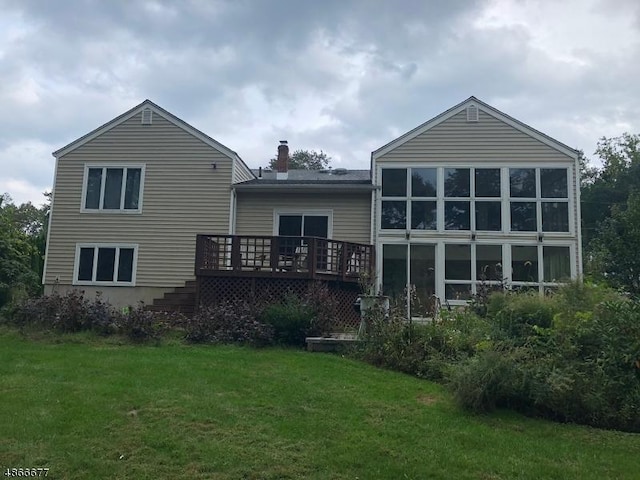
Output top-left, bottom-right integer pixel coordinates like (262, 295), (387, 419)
(195, 234), (374, 282)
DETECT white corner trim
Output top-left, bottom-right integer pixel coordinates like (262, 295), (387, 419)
(42, 156), (59, 284)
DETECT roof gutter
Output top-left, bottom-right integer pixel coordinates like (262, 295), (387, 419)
(232, 183), (375, 193)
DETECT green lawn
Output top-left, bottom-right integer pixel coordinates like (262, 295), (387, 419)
(1, 329), (639, 479)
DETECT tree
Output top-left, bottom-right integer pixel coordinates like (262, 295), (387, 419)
(267, 149), (332, 170)
(581, 133), (640, 249)
(589, 192), (640, 294)
(0, 193), (50, 309)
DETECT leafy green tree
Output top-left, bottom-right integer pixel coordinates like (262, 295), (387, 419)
(267, 149), (332, 170)
(581, 133), (640, 249)
(589, 192), (640, 294)
(0, 193), (49, 309)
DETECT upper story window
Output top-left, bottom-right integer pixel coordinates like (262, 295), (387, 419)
(411, 168), (437, 230)
(83, 165), (145, 213)
(381, 169), (408, 230)
(381, 166), (570, 234)
(509, 168), (568, 232)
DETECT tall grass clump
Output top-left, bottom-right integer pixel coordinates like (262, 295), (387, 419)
(355, 282), (640, 432)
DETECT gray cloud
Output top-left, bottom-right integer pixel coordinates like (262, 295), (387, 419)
(0, 0), (638, 204)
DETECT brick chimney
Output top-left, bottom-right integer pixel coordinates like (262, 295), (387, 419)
(276, 140), (289, 180)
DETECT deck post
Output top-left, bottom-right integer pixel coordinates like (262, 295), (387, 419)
(231, 236), (241, 271)
(270, 237), (280, 272)
(309, 237), (317, 278)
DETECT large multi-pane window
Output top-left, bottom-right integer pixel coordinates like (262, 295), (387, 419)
(381, 166), (570, 233)
(381, 242), (573, 305)
(75, 244), (137, 285)
(83, 165), (144, 212)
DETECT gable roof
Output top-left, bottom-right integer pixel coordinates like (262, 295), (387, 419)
(52, 100), (255, 178)
(372, 96), (579, 160)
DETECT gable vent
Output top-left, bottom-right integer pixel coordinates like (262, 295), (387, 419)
(141, 108), (153, 125)
(466, 104), (479, 122)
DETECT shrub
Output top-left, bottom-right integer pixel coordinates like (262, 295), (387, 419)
(8, 290), (112, 333)
(486, 292), (556, 341)
(260, 295), (315, 346)
(301, 282), (339, 336)
(449, 348), (531, 412)
(357, 284), (640, 432)
(527, 299), (640, 431)
(117, 306), (183, 343)
(355, 304), (491, 381)
(184, 300), (273, 347)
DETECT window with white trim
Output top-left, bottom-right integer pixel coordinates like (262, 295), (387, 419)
(509, 167), (569, 232)
(75, 244), (137, 285)
(83, 166), (144, 212)
(380, 166), (569, 233)
(510, 244), (572, 292)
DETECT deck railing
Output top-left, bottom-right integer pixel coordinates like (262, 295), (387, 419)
(195, 234), (374, 282)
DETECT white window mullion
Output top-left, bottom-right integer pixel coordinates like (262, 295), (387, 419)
(538, 244), (544, 294)
(98, 168), (107, 209)
(405, 243), (411, 316)
(471, 243), (477, 294)
(437, 167), (444, 232)
(119, 168), (127, 209)
(406, 168), (411, 232)
(114, 247), (121, 282)
(91, 247), (99, 282)
(502, 168), (510, 233)
(536, 168), (542, 233)
(504, 244), (512, 287)
(470, 168), (476, 232)
(436, 242), (445, 302)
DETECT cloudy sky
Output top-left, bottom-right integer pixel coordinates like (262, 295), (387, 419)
(1, 0), (639, 205)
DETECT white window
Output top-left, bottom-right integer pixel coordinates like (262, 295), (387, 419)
(82, 165), (145, 213)
(74, 244), (138, 286)
(509, 168), (569, 232)
(380, 166), (570, 234)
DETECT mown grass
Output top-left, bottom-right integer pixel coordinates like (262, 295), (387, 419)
(1, 328), (639, 479)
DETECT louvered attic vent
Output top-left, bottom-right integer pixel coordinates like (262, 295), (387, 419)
(466, 104), (479, 122)
(141, 108), (153, 125)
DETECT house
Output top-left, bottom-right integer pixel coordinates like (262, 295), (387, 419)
(372, 98), (581, 313)
(43, 97), (581, 320)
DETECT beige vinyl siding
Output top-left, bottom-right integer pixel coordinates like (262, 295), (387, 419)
(232, 159), (255, 183)
(379, 110), (572, 163)
(235, 192), (371, 244)
(45, 111), (233, 287)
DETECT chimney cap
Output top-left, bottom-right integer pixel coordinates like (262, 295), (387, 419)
(279, 140), (288, 145)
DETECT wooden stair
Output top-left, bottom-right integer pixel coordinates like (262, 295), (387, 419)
(147, 280), (197, 316)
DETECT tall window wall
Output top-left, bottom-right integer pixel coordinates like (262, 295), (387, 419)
(379, 165), (575, 305)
